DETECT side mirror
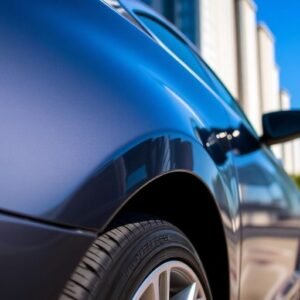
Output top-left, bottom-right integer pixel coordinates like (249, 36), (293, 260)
(262, 110), (300, 145)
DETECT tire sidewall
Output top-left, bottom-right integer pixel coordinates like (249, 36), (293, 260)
(97, 223), (212, 300)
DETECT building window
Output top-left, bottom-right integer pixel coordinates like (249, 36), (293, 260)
(141, 0), (198, 45)
(174, 0), (197, 44)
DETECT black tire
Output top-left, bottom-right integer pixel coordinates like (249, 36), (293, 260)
(60, 216), (212, 300)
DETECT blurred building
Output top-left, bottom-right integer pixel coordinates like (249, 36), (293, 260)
(141, 0), (298, 174)
(294, 140), (300, 175)
(236, 0), (261, 134)
(257, 24), (283, 158)
(280, 91), (295, 174)
(200, 0), (239, 99)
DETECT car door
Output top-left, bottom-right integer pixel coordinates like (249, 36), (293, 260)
(233, 129), (300, 300)
(205, 70), (300, 299)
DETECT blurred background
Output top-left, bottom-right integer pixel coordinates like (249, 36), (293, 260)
(140, 0), (300, 184)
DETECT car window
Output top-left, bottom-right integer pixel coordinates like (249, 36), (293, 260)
(137, 14), (213, 86)
(137, 13), (258, 138)
(203, 64), (259, 137)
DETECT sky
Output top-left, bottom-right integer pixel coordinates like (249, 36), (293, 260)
(256, 0), (300, 108)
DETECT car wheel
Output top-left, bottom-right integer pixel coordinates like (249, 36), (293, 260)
(60, 216), (212, 300)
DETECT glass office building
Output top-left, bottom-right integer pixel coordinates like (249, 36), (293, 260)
(141, 0), (199, 45)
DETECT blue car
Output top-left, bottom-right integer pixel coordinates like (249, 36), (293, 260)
(0, 0), (299, 299)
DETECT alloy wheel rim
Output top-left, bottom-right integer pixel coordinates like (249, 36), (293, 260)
(132, 260), (207, 300)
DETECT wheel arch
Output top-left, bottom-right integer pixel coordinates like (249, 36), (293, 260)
(109, 171), (230, 300)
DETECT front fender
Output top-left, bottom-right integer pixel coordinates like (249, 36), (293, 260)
(0, 0), (237, 229)
(48, 131), (233, 231)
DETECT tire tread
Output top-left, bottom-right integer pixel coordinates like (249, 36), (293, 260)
(59, 217), (205, 300)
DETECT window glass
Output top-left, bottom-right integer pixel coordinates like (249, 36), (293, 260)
(138, 14), (212, 85)
(203, 63), (258, 136)
(138, 14), (258, 137)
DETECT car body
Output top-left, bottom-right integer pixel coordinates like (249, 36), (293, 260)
(0, 0), (299, 299)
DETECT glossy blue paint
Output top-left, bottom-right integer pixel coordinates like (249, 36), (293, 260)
(0, 0), (235, 229)
(0, 0), (299, 299)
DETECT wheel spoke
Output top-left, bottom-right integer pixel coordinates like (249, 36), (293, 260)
(138, 281), (160, 300)
(153, 280), (160, 300)
(159, 270), (170, 300)
(170, 282), (197, 300)
(133, 261), (206, 300)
